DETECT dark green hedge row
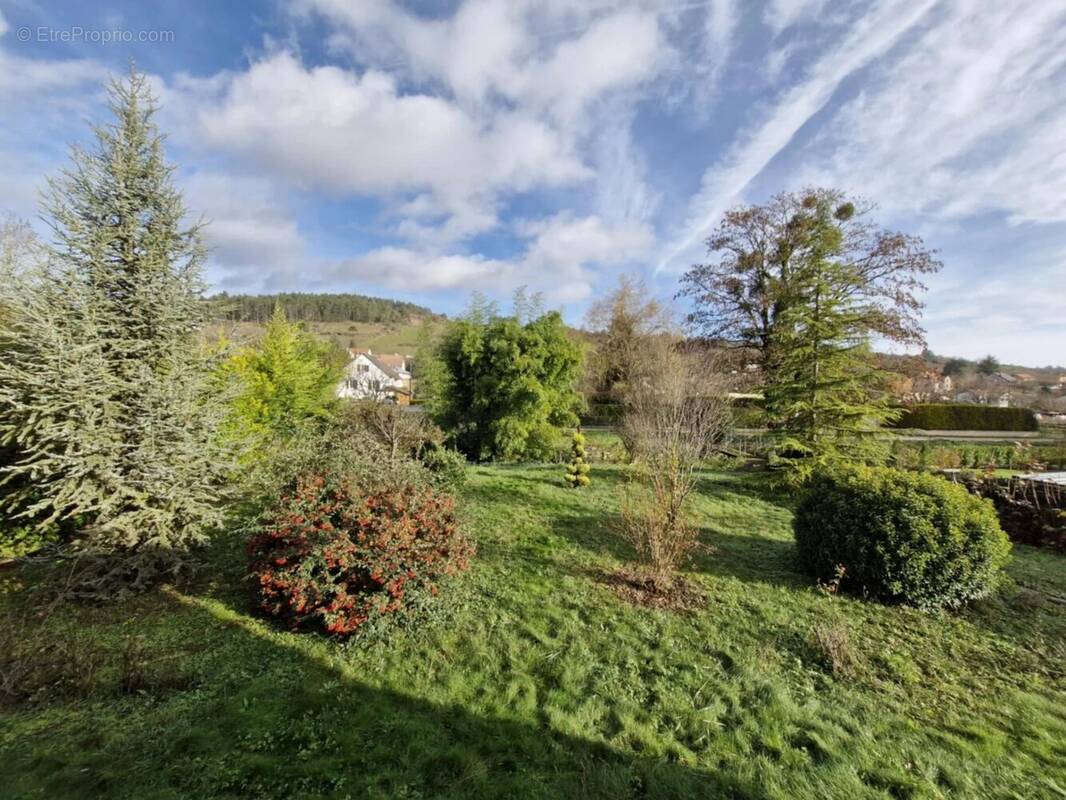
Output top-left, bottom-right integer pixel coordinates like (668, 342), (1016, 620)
(889, 404), (1038, 432)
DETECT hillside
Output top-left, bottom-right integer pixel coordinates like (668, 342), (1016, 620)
(203, 292), (445, 355)
(207, 292), (438, 325)
(204, 318), (443, 355)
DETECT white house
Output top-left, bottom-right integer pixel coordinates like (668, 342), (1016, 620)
(337, 349), (413, 402)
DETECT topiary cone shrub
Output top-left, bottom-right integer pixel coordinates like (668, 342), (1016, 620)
(793, 466), (1011, 610)
(565, 431), (591, 487)
(248, 473), (474, 635)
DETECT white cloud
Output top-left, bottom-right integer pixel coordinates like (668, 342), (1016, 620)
(0, 46), (106, 98)
(700, 0), (739, 92)
(332, 213), (654, 304)
(289, 0), (673, 244)
(656, 0), (938, 273)
(0, 30), (112, 222)
(592, 107), (660, 227)
(297, 0), (668, 121)
(332, 247), (510, 293)
(518, 212), (653, 270)
(763, 0), (830, 33)
(185, 51), (590, 243)
(181, 172), (305, 284)
(922, 255), (1066, 364)
(508, 9), (667, 125)
(798, 0), (1066, 226)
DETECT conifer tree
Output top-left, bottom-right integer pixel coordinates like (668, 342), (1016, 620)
(220, 303), (342, 460)
(763, 196), (898, 482)
(0, 68), (231, 593)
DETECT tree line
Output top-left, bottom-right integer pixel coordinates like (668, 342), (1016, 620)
(208, 292), (433, 324)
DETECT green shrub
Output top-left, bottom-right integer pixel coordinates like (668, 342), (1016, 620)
(419, 444), (468, 491)
(793, 466), (1011, 609)
(929, 446), (962, 469)
(889, 404), (1038, 432)
(249, 473), (473, 636)
(565, 432), (591, 487)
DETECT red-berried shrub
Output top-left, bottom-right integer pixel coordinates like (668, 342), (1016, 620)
(248, 473), (473, 635)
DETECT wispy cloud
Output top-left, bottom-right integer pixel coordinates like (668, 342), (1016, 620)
(655, 0), (937, 274)
(798, 0), (1066, 226)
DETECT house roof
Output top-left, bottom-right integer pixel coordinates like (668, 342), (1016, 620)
(375, 353), (409, 372)
(363, 353), (401, 380)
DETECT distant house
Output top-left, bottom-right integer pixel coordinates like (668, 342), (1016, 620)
(337, 349), (413, 403)
(989, 372), (1018, 385)
(903, 370), (953, 402)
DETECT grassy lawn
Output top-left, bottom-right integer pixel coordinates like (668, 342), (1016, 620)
(1, 465), (1064, 799)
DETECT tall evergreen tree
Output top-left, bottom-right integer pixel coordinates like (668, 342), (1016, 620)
(762, 196), (898, 482)
(0, 69), (231, 593)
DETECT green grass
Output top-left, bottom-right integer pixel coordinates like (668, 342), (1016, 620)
(2, 465), (1064, 799)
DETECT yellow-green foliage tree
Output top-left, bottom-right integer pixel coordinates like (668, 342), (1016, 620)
(221, 304), (343, 460)
(565, 431), (591, 487)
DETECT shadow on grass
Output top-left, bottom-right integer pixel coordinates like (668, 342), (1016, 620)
(690, 530), (803, 589)
(8, 588), (772, 800)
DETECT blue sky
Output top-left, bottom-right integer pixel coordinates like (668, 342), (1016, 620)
(1, 0), (1064, 365)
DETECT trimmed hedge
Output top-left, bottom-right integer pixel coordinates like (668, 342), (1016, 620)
(793, 466), (1011, 609)
(889, 403), (1038, 432)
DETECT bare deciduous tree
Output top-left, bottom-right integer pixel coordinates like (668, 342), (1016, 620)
(618, 343), (732, 584)
(585, 275), (675, 403)
(350, 401), (440, 461)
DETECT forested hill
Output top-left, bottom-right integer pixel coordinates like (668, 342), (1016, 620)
(207, 292), (436, 324)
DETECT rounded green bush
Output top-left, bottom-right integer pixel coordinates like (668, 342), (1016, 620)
(793, 466), (1011, 609)
(419, 445), (468, 491)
